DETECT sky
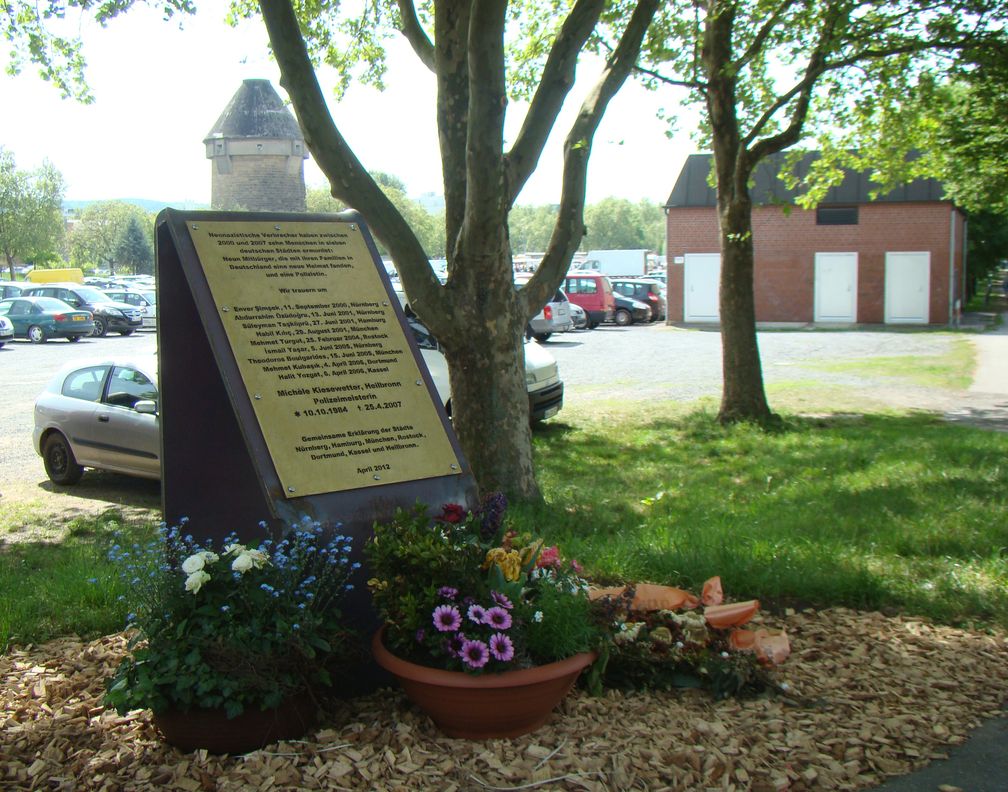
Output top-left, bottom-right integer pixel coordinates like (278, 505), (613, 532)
(1, 2), (699, 208)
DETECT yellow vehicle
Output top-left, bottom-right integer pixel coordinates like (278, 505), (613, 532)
(26, 268), (85, 284)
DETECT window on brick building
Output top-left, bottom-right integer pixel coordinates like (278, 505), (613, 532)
(816, 206), (859, 225)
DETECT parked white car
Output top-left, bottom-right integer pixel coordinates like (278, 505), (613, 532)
(103, 288), (157, 329)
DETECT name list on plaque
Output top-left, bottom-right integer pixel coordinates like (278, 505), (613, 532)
(186, 220), (461, 497)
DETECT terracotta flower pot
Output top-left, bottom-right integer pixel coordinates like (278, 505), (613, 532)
(152, 692), (316, 754)
(372, 626), (596, 739)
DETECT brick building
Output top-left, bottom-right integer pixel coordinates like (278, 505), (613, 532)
(664, 153), (967, 325)
(204, 79), (308, 212)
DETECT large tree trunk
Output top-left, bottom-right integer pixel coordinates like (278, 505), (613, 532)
(441, 250), (536, 497)
(704, 1), (774, 425)
(716, 196), (773, 423)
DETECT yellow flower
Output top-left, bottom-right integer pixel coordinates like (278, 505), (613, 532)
(367, 578), (388, 591)
(483, 548), (523, 581)
(500, 551), (522, 581)
(483, 547), (506, 571)
(521, 540), (542, 566)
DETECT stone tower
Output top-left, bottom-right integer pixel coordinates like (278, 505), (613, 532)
(204, 79), (308, 212)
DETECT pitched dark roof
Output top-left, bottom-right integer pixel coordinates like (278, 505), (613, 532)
(665, 152), (946, 208)
(205, 79), (303, 140)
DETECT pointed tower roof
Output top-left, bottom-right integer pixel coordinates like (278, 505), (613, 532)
(204, 79), (303, 141)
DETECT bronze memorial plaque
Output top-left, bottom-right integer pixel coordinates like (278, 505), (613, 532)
(186, 219), (461, 497)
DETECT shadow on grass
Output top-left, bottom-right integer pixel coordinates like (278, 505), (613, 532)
(35, 471), (161, 511)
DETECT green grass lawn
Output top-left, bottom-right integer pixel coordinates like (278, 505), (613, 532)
(518, 405), (1008, 629)
(2, 337), (1006, 651)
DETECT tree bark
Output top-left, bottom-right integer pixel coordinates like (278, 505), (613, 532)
(703, 1), (773, 425)
(716, 197), (772, 423)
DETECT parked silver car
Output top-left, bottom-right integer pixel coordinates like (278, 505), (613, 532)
(34, 356), (160, 484)
(515, 276), (573, 342)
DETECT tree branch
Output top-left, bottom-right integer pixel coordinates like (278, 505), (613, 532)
(396, 0), (435, 72)
(630, 61), (707, 92)
(434, 0), (472, 269)
(257, 0), (444, 317)
(520, 0), (660, 319)
(505, 0), (605, 204)
(459, 0), (508, 252)
(734, 0), (801, 73)
(741, 3), (844, 160)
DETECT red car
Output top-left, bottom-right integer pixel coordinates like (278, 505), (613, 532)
(563, 274), (615, 329)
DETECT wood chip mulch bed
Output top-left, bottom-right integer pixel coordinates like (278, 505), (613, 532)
(2, 608), (1006, 791)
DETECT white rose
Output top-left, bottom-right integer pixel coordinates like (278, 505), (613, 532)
(247, 549), (268, 568)
(184, 570), (211, 594)
(223, 543), (244, 556)
(181, 554), (206, 574)
(200, 550), (220, 565)
(231, 553), (254, 573)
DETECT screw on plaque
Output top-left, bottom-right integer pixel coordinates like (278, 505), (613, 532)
(416, 379), (422, 385)
(373, 474), (381, 480)
(254, 394), (262, 400)
(288, 487), (296, 493)
(450, 464), (458, 471)
(274, 225), (281, 230)
(349, 224), (357, 231)
(191, 224), (199, 230)
(222, 306), (230, 312)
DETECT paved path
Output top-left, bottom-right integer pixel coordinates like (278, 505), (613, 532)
(943, 312), (1008, 432)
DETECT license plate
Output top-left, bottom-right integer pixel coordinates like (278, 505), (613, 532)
(73, 314), (87, 321)
(542, 406), (559, 420)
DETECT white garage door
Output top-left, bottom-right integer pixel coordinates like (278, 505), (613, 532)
(684, 253), (721, 322)
(885, 252), (930, 324)
(814, 252), (858, 323)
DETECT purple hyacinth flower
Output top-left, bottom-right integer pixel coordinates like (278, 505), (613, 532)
(437, 586), (459, 600)
(461, 639), (490, 669)
(490, 591), (513, 610)
(433, 604), (462, 632)
(484, 606), (512, 630)
(489, 632), (515, 662)
(467, 604), (488, 624)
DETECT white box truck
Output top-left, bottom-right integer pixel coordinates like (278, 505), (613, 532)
(570, 249), (649, 277)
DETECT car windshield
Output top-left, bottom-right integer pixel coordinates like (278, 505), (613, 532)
(66, 285), (110, 302)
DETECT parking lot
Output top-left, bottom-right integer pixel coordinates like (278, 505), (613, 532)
(0, 321), (967, 512)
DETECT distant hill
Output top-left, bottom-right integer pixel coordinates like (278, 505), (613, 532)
(63, 198), (210, 214)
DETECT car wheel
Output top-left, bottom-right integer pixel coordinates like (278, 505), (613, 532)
(615, 309), (632, 326)
(28, 325), (47, 343)
(67, 335), (82, 343)
(119, 328), (134, 337)
(43, 433), (84, 485)
(533, 332), (551, 342)
(92, 316), (108, 337)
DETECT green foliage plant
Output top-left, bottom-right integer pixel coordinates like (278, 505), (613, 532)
(366, 495), (601, 674)
(104, 516), (358, 718)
